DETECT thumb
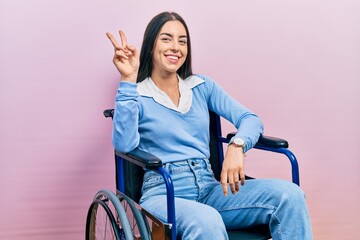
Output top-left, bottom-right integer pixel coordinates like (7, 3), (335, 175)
(126, 44), (138, 57)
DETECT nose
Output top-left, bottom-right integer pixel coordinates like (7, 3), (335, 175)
(171, 41), (180, 51)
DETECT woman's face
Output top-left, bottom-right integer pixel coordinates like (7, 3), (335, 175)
(151, 20), (188, 77)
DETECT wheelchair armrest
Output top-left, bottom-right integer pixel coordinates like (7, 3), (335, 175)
(256, 135), (289, 148)
(115, 148), (163, 169)
(226, 133), (289, 149)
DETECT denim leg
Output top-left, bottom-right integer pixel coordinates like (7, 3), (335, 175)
(139, 160), (313, 240)
(141, 196), (228, 240)
(140, 159), (228, 240)
(202, 178), (313, 240)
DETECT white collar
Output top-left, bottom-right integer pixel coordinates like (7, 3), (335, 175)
(137, 75), (204, 114)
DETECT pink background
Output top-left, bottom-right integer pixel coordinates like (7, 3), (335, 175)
(1, 0), (359, 239)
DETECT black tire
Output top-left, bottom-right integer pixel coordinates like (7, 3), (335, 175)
(86, 199), (121, 240)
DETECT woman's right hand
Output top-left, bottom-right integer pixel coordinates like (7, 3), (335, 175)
(106, 31), (139, 83)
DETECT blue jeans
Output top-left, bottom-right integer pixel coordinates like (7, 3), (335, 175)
(140, 159), (313, 240)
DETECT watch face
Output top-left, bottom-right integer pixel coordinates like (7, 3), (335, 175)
(234, 138), (245, 146)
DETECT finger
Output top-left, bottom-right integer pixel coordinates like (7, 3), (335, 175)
(234, 173), (240, 192)
(119, 30), (128, 47)
(126, 44), (138, 57)
(240, 168), (246, 186)
(106, 32), (120, 49)
(235, 182), (240, 192)
(228, 173), (236, 194)
(220, 171), (229, 196)
(126, 44), (136, 51)
(115, 50), (129, 60)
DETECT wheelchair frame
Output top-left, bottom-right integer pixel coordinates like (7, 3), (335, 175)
(86, 109), (300, 240)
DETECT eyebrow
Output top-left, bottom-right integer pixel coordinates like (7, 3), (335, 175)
(160, 33), (187, 38)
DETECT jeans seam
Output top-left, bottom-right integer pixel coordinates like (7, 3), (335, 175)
(272, 212), (282, 240)
(217, 203), (277, 212)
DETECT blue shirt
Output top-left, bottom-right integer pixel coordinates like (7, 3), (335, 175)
(112, 74), (263, 163)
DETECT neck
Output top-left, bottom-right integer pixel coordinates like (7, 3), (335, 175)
(151, 72), (180, 107)
(151, 72), (179, 91)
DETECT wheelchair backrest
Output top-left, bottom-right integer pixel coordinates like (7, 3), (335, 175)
(114, 111), (224, 203)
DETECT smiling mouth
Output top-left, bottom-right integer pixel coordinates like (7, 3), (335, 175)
(166, 55), (180, 63)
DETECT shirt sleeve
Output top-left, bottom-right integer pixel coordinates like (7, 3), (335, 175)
(197, 74), (264, 152)
(112, 81), (140, 152)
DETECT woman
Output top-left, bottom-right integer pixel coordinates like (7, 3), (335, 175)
(106, 11), (313, 240)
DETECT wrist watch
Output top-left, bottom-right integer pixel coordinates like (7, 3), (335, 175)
(230, 137), (245, 148)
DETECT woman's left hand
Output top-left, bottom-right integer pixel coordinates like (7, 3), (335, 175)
(220, 144), (246, 196)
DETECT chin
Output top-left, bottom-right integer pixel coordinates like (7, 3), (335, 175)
(163, 65), (181, 74)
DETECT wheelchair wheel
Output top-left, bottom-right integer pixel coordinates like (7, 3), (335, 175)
(86, 189), (135, 240)
(117, 191), (151, 240)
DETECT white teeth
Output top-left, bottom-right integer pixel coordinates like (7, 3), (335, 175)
(167, 56), (178, 60)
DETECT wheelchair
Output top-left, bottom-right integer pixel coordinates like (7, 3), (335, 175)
(86, 109), (300, 240)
